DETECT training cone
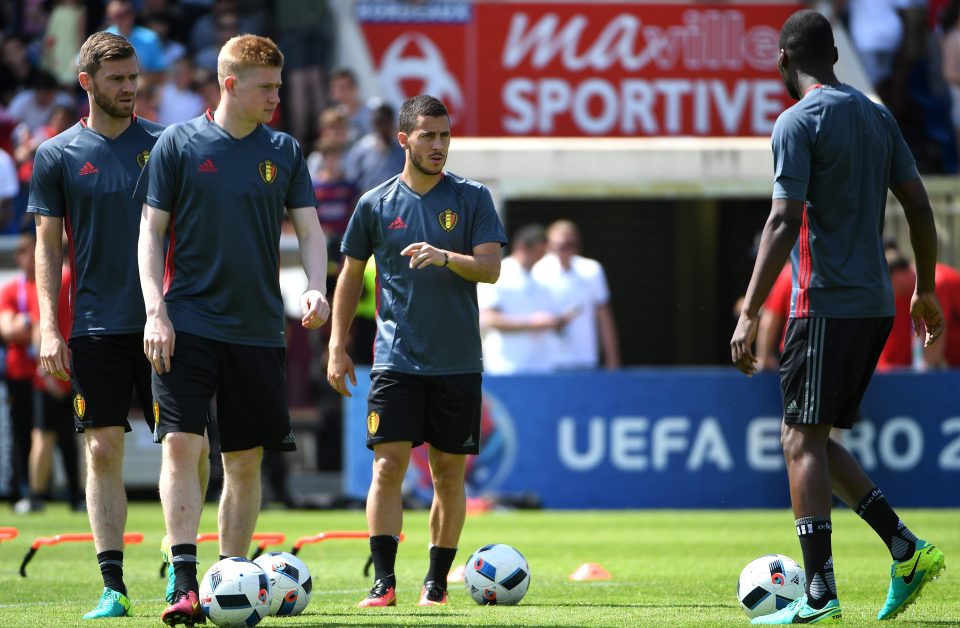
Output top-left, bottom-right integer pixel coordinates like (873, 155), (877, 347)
(569, 562), (612, 581)
(448, 564), (465, 582)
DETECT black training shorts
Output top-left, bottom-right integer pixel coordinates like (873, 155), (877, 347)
(152, 332), (295, 453)
(780, 317), (893, 429)
(366, 369), (482, 454)
(70, 334), (154, 433)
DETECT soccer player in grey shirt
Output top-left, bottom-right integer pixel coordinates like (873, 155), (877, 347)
(30, 32), (206, 620)
(136, 34), (329, 626)
(328, 95), (507, 607)
(731, 10), (945, 624)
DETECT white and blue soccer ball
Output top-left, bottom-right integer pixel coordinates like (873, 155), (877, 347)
(253, 551), (313, 616)
(199, 557), (271, 627)
(464, 543), (531, 605)
(737, 554), (806, 618)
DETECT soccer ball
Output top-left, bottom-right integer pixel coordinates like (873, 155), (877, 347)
(463, 543), (531, 605)
(199, 557), (271, 627)
(253, 551), (313, 616)
(737, 554), (806, 618)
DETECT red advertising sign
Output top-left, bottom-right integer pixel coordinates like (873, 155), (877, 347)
(359, 1), (801, 137)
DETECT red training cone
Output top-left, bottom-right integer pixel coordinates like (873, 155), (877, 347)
(568, 562), (612, 581)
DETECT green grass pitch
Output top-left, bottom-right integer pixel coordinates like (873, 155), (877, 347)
(0, 505), (956, 626)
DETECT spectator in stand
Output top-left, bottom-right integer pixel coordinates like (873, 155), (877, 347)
(41, 0), (87, 88)
(756, 263), (792, 371)
(193, 9), (240, 74)
(847, 0), (913, 115)
(0, 35), (39, 106)
(145, 13), (188, 67)
(329, 67), (372, 147)
(156, 57), (204, 125)
(308, 106), (351, 179)
(533, 220), (620, 370)
(0, 146), (19, 231)
(274, 0), (333, 147)
(196, 69), (221, 112)
(105, 0), (168, 79)
(7, 71), (75, 134)
(479, 224), (574, 374)
(878, 241), (917, 369)
(343, 102), (405, 196)
(923, 260), (960, 366)
(0, 229), (80, 513)
(942, 0), (960, 148)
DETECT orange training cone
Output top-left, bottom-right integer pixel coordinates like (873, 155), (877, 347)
(448, 564), (466, 582)
(569, 562), (612, 581)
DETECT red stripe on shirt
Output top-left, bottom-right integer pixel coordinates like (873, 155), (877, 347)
(63, 210), (77, 337)
(162, 211), (176, 295)
(795, 204), (811, 317)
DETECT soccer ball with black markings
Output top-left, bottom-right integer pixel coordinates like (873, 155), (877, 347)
(253, 551), (313, 616)
(199, 557), (271, 627)
(464, 543), (531, 605)
(737, 554), (806, 618)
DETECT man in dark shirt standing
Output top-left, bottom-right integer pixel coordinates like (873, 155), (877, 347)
(136, 34), (329, 626)
(731, 10), (945, 624)
(328, 94), (506, 608)
(30, 32), (182, 620)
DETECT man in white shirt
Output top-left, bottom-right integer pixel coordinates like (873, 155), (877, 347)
(479, 224), (570, 374)
(533, 220), (620, 370)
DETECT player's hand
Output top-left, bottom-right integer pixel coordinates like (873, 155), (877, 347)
(327, 349), (357, 397)
(911, 292), (945, 347)
(401, 242), (446, 269)
(730, 312), (760, 376)
(144, 313), (176, 374)
(301, 289), (330, 329)
(38, 329), (70, 381)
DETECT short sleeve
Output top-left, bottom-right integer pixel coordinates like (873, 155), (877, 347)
(470, 186), (507, 248)
(771, 111), (812, 202)
(284, 144), (316, 209)
(341, 197), (372, 260)
(592, 262), (611, 305)
(134, 127), (179, 211)
(27, 142), (64, 217)
(0, 150), (20, 200)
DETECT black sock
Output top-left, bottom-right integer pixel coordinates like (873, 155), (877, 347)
(369, 535), (398, 585)
(854, 487), (918, 561)
(796, 516), (836, 609)
(97, 550), (125, 595)
(425, 546), (458, 589)
(171, 543), (199, 594)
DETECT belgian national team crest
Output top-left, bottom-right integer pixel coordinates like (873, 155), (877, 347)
(438, 209), (458, 232)
(73, 394), (86, 419)
(367, 411), (380, 435)
(258, 159), (278, 184)
(136, 150), (150, 169)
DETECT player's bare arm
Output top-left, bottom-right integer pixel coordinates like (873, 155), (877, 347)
(34, 215), (69, 380)
(138, 203), (175, 374)
(891, 177), (944, 346)
(287, 205), (331, 329)
(400, 241), (501, 283)
(731, 198), (803, 376)
(327, 254), (365, 397)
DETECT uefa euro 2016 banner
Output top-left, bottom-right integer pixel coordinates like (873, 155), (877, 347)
(343, 369), (960, 508)
(357, 0), (801, 137)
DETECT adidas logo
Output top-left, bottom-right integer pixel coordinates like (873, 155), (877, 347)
(78, 161), (98, 176)
(388, 216), (407, 230)
(462, 434), (476, 448)
(785, 399), (800, 416)
(197, 159), (218, 173)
